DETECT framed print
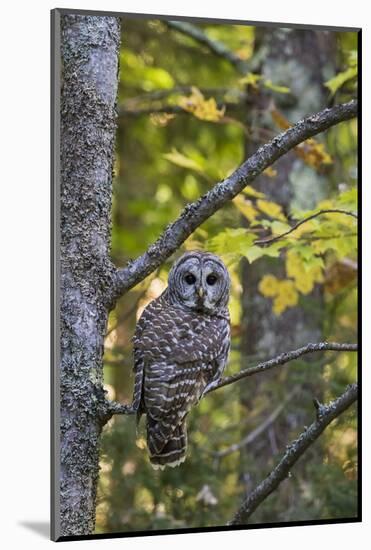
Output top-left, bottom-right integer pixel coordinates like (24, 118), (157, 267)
(51, 8), (360, 542)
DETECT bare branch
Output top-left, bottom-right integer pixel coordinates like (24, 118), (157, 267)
(112, 100), (357, 302)
(291, 232), (357, 243)
(106, 402), (137, 416)
(119, 100), (241, 118)
(121, 86), (246, 106)
(106, 341), (357, 417)
(205, 341), (357, 395)
(255, 208), (358, 246)
(215, 387), (299, 458)
(229, 383), (358, 524)
(166, 20), (249, 74)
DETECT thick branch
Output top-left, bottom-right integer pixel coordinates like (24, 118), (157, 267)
(205, 341), (357, 395)
(255, 208), (358, 246)
(229, 383), (358, 524)
(166, 20), (249, 74)
(112, 100), (357, 302)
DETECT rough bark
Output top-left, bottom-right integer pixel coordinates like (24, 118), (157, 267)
(59, 14), (120, 537)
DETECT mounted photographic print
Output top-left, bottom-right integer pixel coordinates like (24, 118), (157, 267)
(51, 8), (360, 542)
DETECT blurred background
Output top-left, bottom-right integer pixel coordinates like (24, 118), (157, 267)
(96, 17), (358, 533)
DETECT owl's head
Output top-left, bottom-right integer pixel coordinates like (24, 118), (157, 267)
(167, 251), (230, 313)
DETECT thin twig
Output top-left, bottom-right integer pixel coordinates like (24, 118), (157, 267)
(215, 387), (299, 458)
(229, 383), (358, 524)
(293, 232), (357, 243)
(119, 101), (241, 118)
(166, 20), (249, 74)
(111, 100), (357, 303)
(105, 288), (147, 338)
(121, 86), (246, 106)
(255, 209), (358, 246)
(205, 341), (357, 395)
(106, 341), (357, 416)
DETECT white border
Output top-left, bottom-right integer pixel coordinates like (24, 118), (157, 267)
(2, 0), (368, 548)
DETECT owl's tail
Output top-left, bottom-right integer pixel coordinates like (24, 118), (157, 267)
(146, 416), (188, 470)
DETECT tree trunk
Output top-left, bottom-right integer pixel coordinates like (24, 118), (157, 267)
(57, 13), (120, 537)
(239, 28), (336, 520)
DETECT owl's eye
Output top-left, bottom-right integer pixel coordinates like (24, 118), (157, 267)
(206, 274), (218, 286)
(184, 273), (196, 285)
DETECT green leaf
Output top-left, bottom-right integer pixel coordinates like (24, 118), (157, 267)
(271, 220), (291, 235)
(263, 79), (291, 94)
(348, 50), (358, 67)
(239, 73), (262, 87)
(208, 229), (255, 258)
(163, 148), (204, 172)
(302, 255), (325, 273)
(257, 199), (287, 221)
(337, 187), (358, 210)
(163, 148), (213, 181)
(325, 66), (357, 96)
(243, 242), (283, 263)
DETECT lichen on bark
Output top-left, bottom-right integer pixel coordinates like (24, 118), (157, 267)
(59, 14), (120, 537)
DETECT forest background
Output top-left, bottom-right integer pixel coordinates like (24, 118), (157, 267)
(95, 17), (359, 534)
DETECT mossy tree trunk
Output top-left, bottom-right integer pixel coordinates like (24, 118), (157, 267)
(58, 13), (120, 537)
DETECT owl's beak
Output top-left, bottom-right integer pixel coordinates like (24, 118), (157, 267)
(198, 287), (204, 298)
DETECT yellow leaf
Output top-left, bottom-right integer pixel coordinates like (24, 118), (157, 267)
(242, 185), (266, 199)
(178, 87), (225, 122)
(260, 275), (299, 315)
(295, 138), (333, 169)
(263, 166), (277, 178)
(233, 195), (258, 221)
(277, 280), (299, 306)
(294, 275), (314, 295)
(270, 107), (291, 130)
(149, 112), (175, 127)
(259, 274), (280, 297)
(270, 107), (332, 170)
(163, 148), (208, 178)
(235, 47), (252, 61)
(289, 219), (318, 238)
(286, 250), (323, 295)
(257, 199), (287, 221)
(272, 295), (287, 315)
(286, 250), (302, 278)
(239, 73), (262, 90)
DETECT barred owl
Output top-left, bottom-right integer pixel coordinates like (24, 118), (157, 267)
(131, 251), (231, 470)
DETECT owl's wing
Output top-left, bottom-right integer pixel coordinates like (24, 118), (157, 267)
(134, 301), (230, 366)
(134, 301), (230, 452)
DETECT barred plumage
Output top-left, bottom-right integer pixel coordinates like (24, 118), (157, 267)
(132, 251), (231, 469)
